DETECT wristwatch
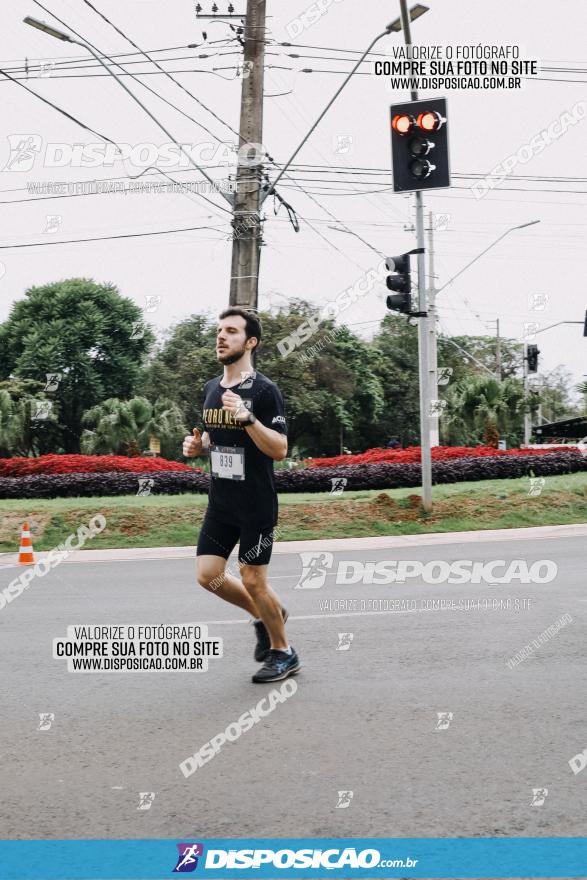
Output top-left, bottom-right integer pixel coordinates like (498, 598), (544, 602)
(244, 412), (257, 425)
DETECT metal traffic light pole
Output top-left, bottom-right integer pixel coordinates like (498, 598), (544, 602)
(398, 0), (433, 512)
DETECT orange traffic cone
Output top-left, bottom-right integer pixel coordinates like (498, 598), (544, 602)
(18, 521), (35, 565)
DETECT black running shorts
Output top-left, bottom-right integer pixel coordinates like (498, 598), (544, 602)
(197, 508), (275, 566)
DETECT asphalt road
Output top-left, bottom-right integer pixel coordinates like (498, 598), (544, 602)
(1, 531), (586, 857)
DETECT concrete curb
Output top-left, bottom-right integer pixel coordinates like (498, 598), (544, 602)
(0, 521), (586, 566)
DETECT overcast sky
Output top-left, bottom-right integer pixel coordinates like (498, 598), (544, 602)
(1, 0), (586, 395)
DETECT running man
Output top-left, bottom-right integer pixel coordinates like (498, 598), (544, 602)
(182, 307), (300, 683)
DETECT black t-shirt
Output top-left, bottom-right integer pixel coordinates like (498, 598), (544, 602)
(202, 371), (287, 526)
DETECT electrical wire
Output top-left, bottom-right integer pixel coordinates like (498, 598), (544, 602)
(0, 223), (227, 249)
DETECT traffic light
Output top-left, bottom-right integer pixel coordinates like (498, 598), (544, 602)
(390, 97), (450, 193)
(385, 253), (412, 314)
(527, 344), (539, 373)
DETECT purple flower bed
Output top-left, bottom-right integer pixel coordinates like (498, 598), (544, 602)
(0, 451), (584, 498)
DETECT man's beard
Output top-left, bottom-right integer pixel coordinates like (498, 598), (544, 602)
(217, 344), (247, 365)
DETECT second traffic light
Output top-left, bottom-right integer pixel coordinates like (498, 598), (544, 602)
(386, 253), (412, 314)
(390, 97), (450, 193)
(527, 344), (540, 373)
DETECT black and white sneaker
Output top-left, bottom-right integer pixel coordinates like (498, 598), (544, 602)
(252, 647), (300, 683)
(253, 608), (289, 662)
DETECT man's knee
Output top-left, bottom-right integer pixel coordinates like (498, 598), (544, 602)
(241, 566), (268, 597)
(196, 559), (226, 591)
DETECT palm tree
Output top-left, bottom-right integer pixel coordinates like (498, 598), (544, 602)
(80, 397), (186, 455)
(443, 376), (527, 446)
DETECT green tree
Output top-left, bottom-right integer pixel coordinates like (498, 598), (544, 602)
(0, 389), (61, 457)
(367, 315), (420, 447)
(437, 334), (522, 381)
(0, 278), (155, 452)
(80, 396), (186, 456)
(139, 315), (218, 430)
(443, 376), (527, 446)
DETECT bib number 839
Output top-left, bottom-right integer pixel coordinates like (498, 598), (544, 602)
(219, 454), (233, 468)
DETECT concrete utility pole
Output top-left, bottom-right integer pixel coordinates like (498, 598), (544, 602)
(523, 342), (532, 444)
(229, 0), (266, 307)
(399, 0), (432, 512)
(496, 318), (502, 379)
(427, 212), (439, 447)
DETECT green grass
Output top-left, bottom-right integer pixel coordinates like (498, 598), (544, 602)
(1, 472), (586, 551)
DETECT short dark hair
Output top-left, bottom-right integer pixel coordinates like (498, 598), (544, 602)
(218, 308), (262, 351)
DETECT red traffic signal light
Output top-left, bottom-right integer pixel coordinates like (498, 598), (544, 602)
(390, 98), (450, 193)
(417, 110), (444, 132)
(391, 113), (415, 136)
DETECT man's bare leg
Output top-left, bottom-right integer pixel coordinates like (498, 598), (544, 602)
(240, 564), (287, 651)
(196, 555), (260, 618)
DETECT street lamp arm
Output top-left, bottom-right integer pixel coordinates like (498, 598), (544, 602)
(265, 25), (395, 196)
(532, 321), (583, 334)
(437, 220), (540, 294)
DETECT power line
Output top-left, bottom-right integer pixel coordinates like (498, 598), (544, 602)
(0, 223), (227, 249)
(30, 0), (237, 145)
(78, 0), (242, 142)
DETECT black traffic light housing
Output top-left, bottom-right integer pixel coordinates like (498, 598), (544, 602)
(385, 248), (425, 316)
(527, 344), (539, 373)
(390, 97), (450, 193)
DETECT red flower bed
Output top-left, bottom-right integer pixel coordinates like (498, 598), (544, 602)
(0, 454), (193, 477)
(306, 445), (575, 469)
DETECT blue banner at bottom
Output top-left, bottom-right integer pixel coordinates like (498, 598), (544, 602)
(1, 837), (586, 879)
